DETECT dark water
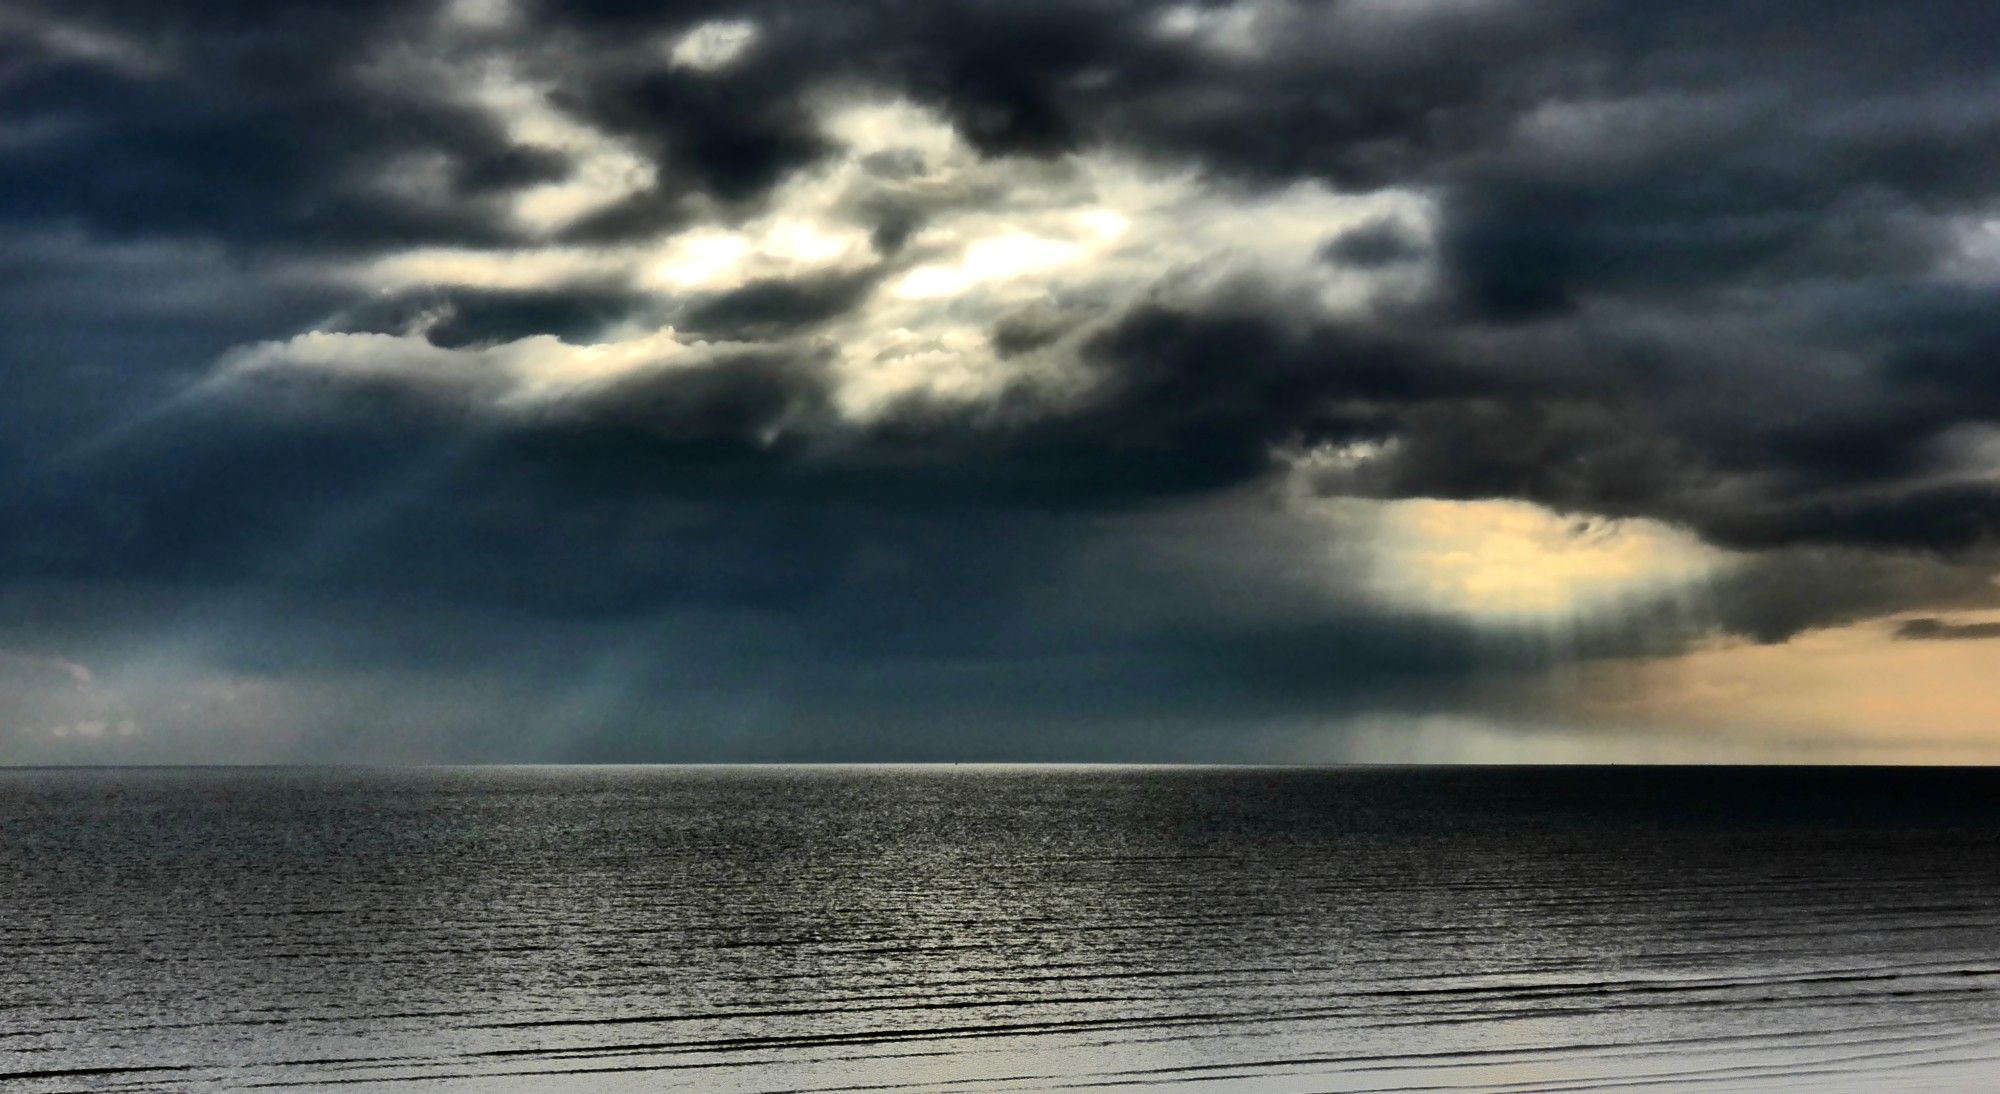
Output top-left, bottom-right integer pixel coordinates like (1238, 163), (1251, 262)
(3, 767), (1998, 1093)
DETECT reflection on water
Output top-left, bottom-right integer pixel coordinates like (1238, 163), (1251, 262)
(3, 766), (1998, 1092)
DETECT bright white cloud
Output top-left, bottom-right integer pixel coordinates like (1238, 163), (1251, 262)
(289, 96), (1438, 423)
(799, 98), (1438, 417)
(667, 19), (761, 72)
(213, 325), (750, 406)
(892, 233), (1087, 299)
(637, 219), (873, 292)
(365, 244), (631, 290)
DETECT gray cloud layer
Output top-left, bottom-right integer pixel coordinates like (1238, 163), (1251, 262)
(3, 0), (1998, 759)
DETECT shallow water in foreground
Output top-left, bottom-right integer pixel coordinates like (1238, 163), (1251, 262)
(3, 765), (1998, 1092)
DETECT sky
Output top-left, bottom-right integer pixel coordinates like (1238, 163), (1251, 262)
(3, 0), (2000, 764)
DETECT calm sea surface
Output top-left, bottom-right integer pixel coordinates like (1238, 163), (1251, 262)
(3, 766), (1997, 1092)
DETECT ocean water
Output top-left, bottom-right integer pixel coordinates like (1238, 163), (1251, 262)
(3, 766), (1998, 1093)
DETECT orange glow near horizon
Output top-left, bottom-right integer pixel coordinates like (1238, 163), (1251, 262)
(1563, 612), (2000, 764)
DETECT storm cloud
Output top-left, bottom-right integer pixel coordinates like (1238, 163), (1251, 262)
(3, 0), (1998, 761)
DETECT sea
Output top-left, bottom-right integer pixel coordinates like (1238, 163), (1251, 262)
(3, 766), (1997, 1093)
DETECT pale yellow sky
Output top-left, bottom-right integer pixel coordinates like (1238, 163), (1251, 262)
(1563, 615), (2000, 764)
(1312, 497), (2000, 763)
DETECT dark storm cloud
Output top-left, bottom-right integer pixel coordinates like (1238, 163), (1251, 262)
(1, 304), (1454, 602)
(0, 2), (545, 252)
(678, 271), (884, 339)
(6, 0), (2000, 760)
(1701, 550), (2000, 646)
(7, 0), (1997, 534)
(1896, 618), (2000, 641)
